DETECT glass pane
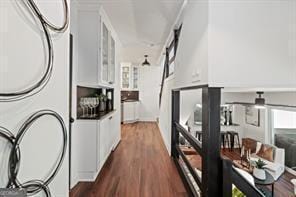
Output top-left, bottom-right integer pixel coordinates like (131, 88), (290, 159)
(102, 23), (108, 82)
(273, 109), (296, 170)
(133, 67), (138, 89)
(180, 89), (203, 144)
(122, 66), (130, 88)
(108, 36), (115, 83)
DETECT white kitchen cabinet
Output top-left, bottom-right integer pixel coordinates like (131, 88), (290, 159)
(122, 102), (139, 123)
(99, 116), (110, 170)
(122, 66), (130, 89)
(99, 18), (116, 86)
(101, 22), (109, 84)
(121, 65), (139, 90)
(76, 8), (116, 87)
(110, 112), (121, 149)
(74, 111), (120, 181)
(109, 36), (116, 84)
(98, 112), (119, 169)
(133, 67), (139, 89)
(77, 10), (100, 86)
(74, 120), (98, 180)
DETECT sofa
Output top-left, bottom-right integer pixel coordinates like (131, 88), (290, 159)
(242, 138), (285, 180)
(275, 134), (296, 169)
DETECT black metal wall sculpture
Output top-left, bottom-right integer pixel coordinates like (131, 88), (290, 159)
(0, 110), (67, 196)
(0, 0), (69, 102)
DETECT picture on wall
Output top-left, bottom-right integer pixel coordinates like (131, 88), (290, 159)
(245, 106), (260, 127)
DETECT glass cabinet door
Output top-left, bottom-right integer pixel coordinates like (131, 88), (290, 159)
(109, 36), (115, 84)
(122, 66), (130, 89)
(102, 22), (109, 83)
(133, 67), (138, 89)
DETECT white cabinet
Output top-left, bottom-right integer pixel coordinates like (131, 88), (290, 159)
(98, 116), (110, 169)
(122, 66), (130, 89)
(109, 36), (116, 84)
(98, 112), (120, 169)
(74, 120), (98, 180)
(122, 102), (139, 123)
(77, 10), (100, 86)
(99, 18), (116, 86)
(76, 9), (116, 87)
(101, 22), (109, 84)
(121, 65), (139, 90)
(74, 111), (120, 181)
(133, 67), (139, 89)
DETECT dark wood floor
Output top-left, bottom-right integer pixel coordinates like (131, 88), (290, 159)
(70, 122), (187, 197)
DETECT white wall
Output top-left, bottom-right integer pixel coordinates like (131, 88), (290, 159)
(174, 0), (209, 88)
(0, 1), (69, 196)
(172, 0), (296, 89)
(158, 77), (174, 153)
(208, 0), (296, 88)
(138, 66), (162, 121)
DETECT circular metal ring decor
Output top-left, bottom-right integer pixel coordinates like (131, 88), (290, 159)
(0, 110), (67, 197)
(0, 0), (69, 102)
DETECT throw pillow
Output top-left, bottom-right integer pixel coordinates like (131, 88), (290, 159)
(257, 144), (274, 162)
(242, 138), (257, 153)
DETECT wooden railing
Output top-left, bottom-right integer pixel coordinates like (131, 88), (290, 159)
(171, 86), (265, 197)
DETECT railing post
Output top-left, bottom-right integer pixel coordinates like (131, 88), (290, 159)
(171, 90), (180, 157)
(202, 87), (222, 196)
(222, 159), (233, 197)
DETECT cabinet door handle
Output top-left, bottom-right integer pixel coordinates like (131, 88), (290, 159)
(109, 116), (113, 120)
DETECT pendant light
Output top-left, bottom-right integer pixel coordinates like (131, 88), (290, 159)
(254, 91), (265, 109)
(142, 55), (151, 66)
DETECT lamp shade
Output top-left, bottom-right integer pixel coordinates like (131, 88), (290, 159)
(142, 55), (150, 66)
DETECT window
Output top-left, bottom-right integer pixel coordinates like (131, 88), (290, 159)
(271, 109), (296, 170)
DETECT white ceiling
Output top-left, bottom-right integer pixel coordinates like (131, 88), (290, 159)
(101, 0), (184, 65)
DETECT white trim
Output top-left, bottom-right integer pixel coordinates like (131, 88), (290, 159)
(112, 138), (121, 151)
(165, 74), (175, 82)
(157, 123), (171, 156)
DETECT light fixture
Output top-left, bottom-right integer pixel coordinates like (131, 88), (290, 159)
(255, 91), (266, 109)
(142, 55), (150, 66)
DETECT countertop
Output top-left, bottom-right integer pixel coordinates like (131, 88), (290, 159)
(77, 110), (116, 120)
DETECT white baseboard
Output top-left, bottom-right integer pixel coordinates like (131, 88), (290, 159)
(77, 171), (96, 182)
(122, 119), (138, 124)
(112, 138), (121, 151)
(139, 118), (157, 122)
(157, 122), (171, 156)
